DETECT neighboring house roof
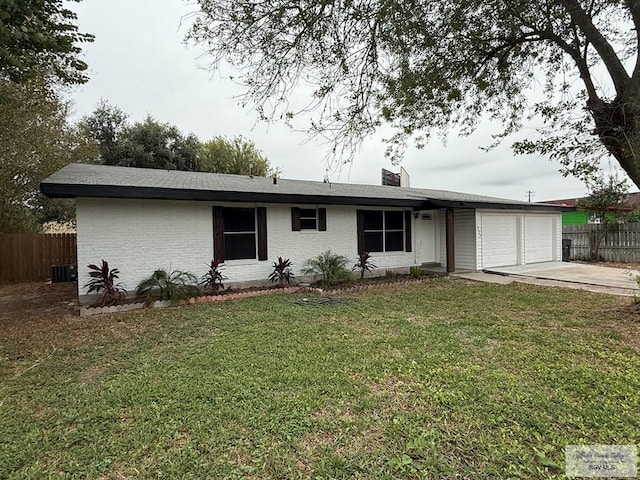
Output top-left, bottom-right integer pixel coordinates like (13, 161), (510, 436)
(41, 163), (569, 211)
(545, 192), (640, 211)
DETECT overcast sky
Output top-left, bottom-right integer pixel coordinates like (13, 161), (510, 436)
(66, 0), (622, 202)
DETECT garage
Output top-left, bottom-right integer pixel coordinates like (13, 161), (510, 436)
(479, 212), (559, 269)
(480, 214), (519, 268)
(523, 214), (555, 264)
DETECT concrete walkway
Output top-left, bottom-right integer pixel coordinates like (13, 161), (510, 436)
(455, 262), (640, 296)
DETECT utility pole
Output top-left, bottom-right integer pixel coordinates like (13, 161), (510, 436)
(526, 190), (535, 203)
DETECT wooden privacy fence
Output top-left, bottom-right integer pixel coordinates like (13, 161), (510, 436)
(563, 224), (640, 263)
(0, 234), (77, 283)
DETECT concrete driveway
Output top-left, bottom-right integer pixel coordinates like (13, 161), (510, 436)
(480, 262), (640, 296)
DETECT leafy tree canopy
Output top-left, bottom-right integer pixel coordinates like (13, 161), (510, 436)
(578, 174), (630, 218)
(81, 102), (282, 175)
(200, 135), (280, 177)
(188, 0), (640, 188)
(80, 104), (201, 171)
(77, 99), (127, 165)
(116, 117), (201, 171)
(0, 76), (98, 232)
(0, 0), (94, 88)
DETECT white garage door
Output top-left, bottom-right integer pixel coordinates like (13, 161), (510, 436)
(524, 215), (555, 263)
(481, 214), (519, 268)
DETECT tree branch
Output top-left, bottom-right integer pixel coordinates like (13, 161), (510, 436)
(626, 0), (640, 83)
(558, 0), (630, 95)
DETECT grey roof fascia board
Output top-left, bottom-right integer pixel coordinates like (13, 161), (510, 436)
(423, 199), (575, 212)
(40, 182), (426, 208)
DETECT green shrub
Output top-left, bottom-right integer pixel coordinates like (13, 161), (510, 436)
(409, 266), (422, 279)
(136, 268), (200, 305)
(384, 269), (397, 280)
(302, 250), (352, 286)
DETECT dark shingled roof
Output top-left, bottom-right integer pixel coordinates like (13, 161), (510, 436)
(41, 163), (569, 211)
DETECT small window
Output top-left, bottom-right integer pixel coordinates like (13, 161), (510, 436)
(300, 208), (318, 230)
(223, 207), (256, 260)
(293, 207), (327, 231)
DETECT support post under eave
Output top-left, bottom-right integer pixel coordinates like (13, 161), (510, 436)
(445, 208), (455, 273)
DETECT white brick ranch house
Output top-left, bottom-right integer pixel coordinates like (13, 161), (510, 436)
(41, 164), (569, 303)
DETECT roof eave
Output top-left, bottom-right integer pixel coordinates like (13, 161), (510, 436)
(40, 183), (425, 208)
(40, 182), (571, 211)
(424, 199), (572, 212)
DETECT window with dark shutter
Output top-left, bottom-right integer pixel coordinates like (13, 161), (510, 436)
(213, 206), (225, 261)
(214, 206), (267, 261)
(257, 207), (267, 260)
(358, 210), (410, 253)
(291, 207), (301, 231)
(318, 208), (327, 231)
(222, 207), (256, 260)
(404, 210), (412, 252)
(292, 207), (326, 231)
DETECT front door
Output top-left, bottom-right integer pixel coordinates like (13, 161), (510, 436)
(416, 211), (437, 264)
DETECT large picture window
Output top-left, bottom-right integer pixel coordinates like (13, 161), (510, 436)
(213, 206), (268, 261)
(358, 210), (411, 253)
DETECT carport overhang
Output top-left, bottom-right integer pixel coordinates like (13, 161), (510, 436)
(421, 199), (575, 212)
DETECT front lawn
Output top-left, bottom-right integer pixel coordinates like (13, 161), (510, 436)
(1, 279), (638, 479)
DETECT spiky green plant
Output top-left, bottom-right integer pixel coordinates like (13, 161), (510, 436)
(409, 266), (422, 279)
(84, 260), (127, 306)
(136, 268), (200, 305)
(302, 250), (352, 287)
(352, 252), (377, 279)
(200, 259), (227, 294)
(268, 257), (295, 287)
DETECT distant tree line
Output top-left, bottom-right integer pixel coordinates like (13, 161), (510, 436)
(78, 100), (279, 177)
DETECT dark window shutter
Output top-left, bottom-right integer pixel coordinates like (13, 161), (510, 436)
(318, 208), (327, 231)
(257, 207), (268, 260)
(213, 206), (225, 262)
(291, 207), (301, 231)
(404, 210), (412, 252)
(356, 210), (365, 255)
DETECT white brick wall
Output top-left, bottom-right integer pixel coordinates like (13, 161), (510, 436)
(76, 199), (420, 300)
(76, 198), (213, 298)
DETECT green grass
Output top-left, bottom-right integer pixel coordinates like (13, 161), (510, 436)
(1, 279), (639, 479)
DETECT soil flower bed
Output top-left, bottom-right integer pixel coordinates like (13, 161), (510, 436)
(79, 276), (433, 316)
